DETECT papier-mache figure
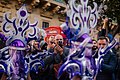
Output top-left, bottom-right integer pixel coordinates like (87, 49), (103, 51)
(58, 0), (117, 80)
(0, 5), (48, 80)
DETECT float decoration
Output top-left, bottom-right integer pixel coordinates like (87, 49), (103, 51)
(58, 0), (117, 80)
(0, 5), (41, 80)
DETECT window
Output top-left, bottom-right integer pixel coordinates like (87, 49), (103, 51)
(0, 16), (3, 23)
(42, 22), (49, 29)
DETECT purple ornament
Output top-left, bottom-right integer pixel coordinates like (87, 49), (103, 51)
(84, 17), (86, 21)
(20, 10), (26, 17)
(18, 27), (22, 32)
(10, 39), (25, 47)
(77, 33), (92, 43)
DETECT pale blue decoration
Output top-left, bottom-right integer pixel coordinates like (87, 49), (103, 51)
(58, 0), (117, 80)
(24, 50), (52, 74)
(58, 37), (95, 80)
(2, 5), (39, 47)
(60, 0), (98, 41)
(0, 5), (41, 80)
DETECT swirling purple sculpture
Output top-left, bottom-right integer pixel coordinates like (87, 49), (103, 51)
(61, 0), (98, 41)
(0, 5), (39, 80)
(59, 0), (117, 80)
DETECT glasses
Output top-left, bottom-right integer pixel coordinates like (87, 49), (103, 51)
(98, 43), (106, 45)
(56, 39), (62, 40)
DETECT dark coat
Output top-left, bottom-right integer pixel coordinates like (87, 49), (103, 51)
(42, 47), (70, 80)
(96, 50), (117, 80)
(44, 47), (69, 65)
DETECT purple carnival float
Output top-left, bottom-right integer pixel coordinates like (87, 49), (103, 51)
(58, 0), (117, 80)
(0, 5), (47, 80)
(0, 0), (117, 80)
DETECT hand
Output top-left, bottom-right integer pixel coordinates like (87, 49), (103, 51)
(54, 45), (63, 55)
(102, 18), (108, 29)
(103, 18), (108, 23)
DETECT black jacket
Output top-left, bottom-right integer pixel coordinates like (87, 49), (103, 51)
(96, 50), (117, 80)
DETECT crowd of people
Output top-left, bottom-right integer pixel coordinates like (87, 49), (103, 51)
(0, 2), (120, 80)
(0, 25), (120, 80)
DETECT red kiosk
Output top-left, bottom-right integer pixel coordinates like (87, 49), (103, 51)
(44, 26), (66, 43)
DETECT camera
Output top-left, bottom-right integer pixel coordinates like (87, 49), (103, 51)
(102, 15), (106, 19)
(108, 18), (112, 23)
(58, 40), (63, 48)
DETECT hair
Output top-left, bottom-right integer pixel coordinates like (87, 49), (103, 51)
(72, 75), (82, 80)
(48, 36), (54, 41)
(98, 36), (108, 42)
(55, 34), (63, 40)
(92, 39), (97, 42)
(64, 0), (68, 4)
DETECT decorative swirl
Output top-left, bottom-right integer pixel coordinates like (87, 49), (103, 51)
(2, 5), (39, 47)
(3, 22), (9, 33)
(21, 22), (29, 37)
(5, 13), (13, 23)
(58, 60), (83, 79)
(0, 5), (40, 79)
(89, 2), (98, 28)
(28, 27), (37, 37)
(30, 21), (38, 27)
(0, 47), (10, 74)
(62, 0), (98, 41)
(13, 19), (18, 35)
(24, 51), (51, 74)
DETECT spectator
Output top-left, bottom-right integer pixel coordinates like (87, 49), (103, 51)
(98, 18), (119, 42)
(28, 40), (41, 80)
(113, 43), (120, 80)
(92, 39), (98, 58)
(47, 36), (55, 53)
(97, 18), (108, 37)
(39, 40), (48, 51)
(95, 36), (117, 80)
(43, 34), (70, 80)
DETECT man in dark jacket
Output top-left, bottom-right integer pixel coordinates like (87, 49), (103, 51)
(95, 36), (117, 80)
(43, 34), (70, 80)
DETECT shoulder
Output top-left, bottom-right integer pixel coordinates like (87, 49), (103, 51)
(108, 50), (116, 56)
(63, 47), (70, 56)
(63, 47), (70, 52)
(64, 47), (69, 50)
(106, 50), (116, 58)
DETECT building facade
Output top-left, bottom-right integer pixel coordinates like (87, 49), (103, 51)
(0, 0), (66, 32)
(0, 0), (120, 42)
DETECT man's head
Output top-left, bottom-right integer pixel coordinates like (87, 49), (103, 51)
(40, 40), (48, 50)
(92, 39), (98, 50)
(28, 40), (39, 52)
(97, 36), (108, 49)
(47, 36), (55, 49)
(55, 34), (63, 47)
